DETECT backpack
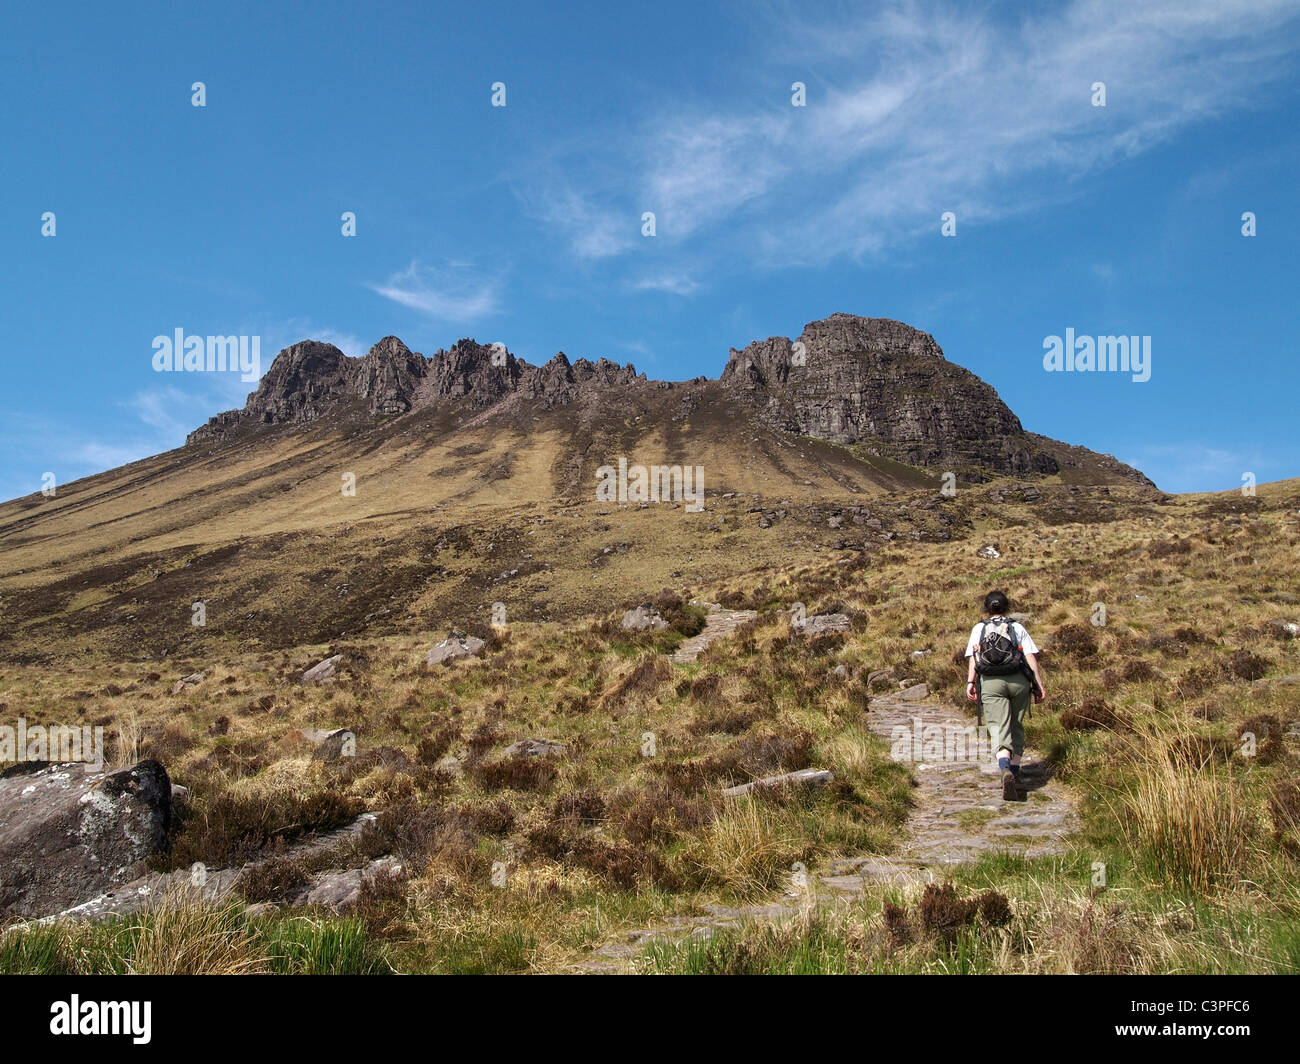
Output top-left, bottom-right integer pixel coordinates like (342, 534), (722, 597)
(976, 616), (1026, 676)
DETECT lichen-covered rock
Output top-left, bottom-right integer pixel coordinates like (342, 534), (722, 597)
(0, 760), (173, 919)
(425, 630), (486, 666)
(621, 605), (667, 631)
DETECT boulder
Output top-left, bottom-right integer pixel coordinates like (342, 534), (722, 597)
(302, 856), (405, 911)
(425, 630), (486, 666)
(897, 682), (930, 701)
(500, 738), (565, 759)
(287, 727), (356, 761)
(1265, 620), (1299, 640)
(302, 654), (342, 684)
(0, 761), (173, 919)
(800, 613), (851, 636)
(977, 544), (1001, 559)
(621, 605), (667, 631)
(722, 768), (834, 798)
(170, 672), (204, 695)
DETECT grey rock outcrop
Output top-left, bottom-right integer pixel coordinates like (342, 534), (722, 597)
(722, 768), (834, 798)
(500, 738), (565, 759)
(188, 335), (642, 444)
(799, 613), (851, 636)
(244, 340), (354, 426)
(0, 761), (173, 919)
(621, 605), (667, 631)
(170, 671), (204, 695)
(301, 655), (342, 684)
(721, 314), (1058, 478)
(303, 856), (405, 911)
(425, 630), (486, 666)
(355, 336), (427, 415)
(286, 727), (356, 761)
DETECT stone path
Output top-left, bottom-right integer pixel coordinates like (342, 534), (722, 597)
(672, 603), (758, 664)
(578, 692), (1076, 972)
(819, 693), (1075, 890)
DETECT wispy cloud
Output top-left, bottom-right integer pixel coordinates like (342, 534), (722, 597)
(128, 386), (199, 439)
(629, 273), (702, 296)
(516, 184), (635, 261)
(518, 0), (1300, 268)
(369, 261), (503, 322)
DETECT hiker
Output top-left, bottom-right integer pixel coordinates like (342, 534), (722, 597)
(964, 590), (1045, 800)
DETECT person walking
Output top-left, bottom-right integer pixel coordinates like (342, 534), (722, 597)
(965, 590), (1046, 800)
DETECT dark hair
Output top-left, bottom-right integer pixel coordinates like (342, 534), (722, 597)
(983, 590), (1010, 615)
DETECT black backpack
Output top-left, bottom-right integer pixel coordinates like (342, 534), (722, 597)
(976, 616), (1026, 676)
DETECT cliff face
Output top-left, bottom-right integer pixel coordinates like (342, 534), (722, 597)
(355, 336), (427, 415)
(187, 336), (647, 443)
(720, 314), (1058, 476)
(244, 340), (354, 425)
(184, 313), (1148, 486)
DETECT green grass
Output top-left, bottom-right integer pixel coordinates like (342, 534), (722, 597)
(0, 908), (389, 975)
(261, 916), (389, 974)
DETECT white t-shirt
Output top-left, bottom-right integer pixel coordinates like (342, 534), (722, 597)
(965, 618), (1039, 660)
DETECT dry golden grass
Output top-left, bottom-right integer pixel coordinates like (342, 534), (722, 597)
(1110, 712), (1260, 893)
(2, 476), (1298, 973)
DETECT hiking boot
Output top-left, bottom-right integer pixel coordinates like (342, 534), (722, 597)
(1001, 770), (1019, 801)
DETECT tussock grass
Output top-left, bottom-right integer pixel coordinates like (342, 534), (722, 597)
(0, 895), (387, 975)
(3, 479), (1299, 972)
(1111, 712), (1259, 893)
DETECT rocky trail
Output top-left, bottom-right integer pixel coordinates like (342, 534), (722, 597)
(672, 604), (759, 664)
(579, 691), (1077, 973)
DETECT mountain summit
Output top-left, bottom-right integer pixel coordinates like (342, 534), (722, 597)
(188, 314), (1149, 486)
(0, 314), (1156, 661)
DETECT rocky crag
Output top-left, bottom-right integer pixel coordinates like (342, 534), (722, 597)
(187, 314), (1153, 486)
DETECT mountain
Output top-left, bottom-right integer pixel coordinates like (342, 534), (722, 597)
(189, 314), (1150, 486)
(0, 315), (1155, 663)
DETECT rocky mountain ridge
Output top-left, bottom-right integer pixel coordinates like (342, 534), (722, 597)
(186, 313), (1151, 485)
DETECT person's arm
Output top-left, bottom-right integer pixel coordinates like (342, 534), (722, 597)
(966, 627), (979, 702)
(1024, 651), (1045, 703)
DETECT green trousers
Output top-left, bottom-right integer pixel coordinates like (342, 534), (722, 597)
(979, 673), (1032, 759)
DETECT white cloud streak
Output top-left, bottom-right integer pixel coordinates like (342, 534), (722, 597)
(519, 0), (1300, 268)
(369, 261), (502, 322)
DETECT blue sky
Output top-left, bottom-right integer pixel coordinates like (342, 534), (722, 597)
(2, 0), (1298, 499)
